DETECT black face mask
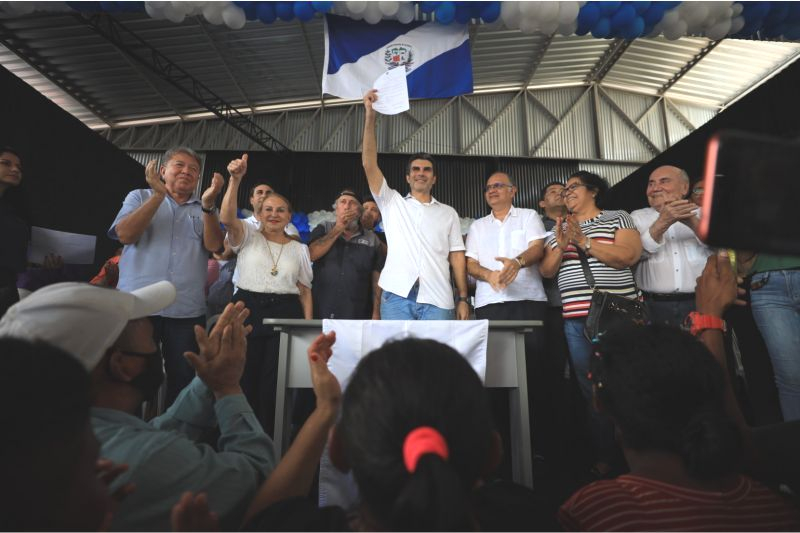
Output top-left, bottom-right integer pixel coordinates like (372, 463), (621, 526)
(111, 348), (165, 398)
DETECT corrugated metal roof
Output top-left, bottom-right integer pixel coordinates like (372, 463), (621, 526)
(1, 10), (799, 131)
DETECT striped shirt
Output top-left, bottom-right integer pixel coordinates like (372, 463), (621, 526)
(546, 210), (639, 319)
(559, 474), (800, 531)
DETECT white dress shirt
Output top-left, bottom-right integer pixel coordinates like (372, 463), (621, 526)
(373, 177), (465, 310)
(466, 206), (548, 308)
(631, 207), (711, 294)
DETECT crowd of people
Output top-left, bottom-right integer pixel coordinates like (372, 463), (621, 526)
(0, 89), (799, 531)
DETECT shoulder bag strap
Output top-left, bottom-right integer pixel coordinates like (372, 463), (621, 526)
(576, 248), (596, 289)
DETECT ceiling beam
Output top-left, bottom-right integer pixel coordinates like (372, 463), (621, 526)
(585, 38), (632, 84)
(196, 17), (255, 114)
(77, 12), (289, 152)
(0, 19), (114, 126)
(658, 39), (721, 95)
(522, 32), (556, 88)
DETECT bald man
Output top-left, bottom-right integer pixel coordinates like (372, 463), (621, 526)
(630, 165), (712, 326)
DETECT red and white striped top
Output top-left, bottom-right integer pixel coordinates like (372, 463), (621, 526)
(559, 474), (800, 531)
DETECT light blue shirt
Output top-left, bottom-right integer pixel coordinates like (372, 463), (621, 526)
(109, 189), (209, 318)
(92, 378), (275, 531)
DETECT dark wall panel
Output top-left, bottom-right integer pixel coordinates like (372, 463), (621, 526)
(0, 65), (143, 267)
(202, 150), (579, 219)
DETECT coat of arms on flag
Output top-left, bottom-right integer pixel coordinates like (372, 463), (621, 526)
(322, 15), (473, 100)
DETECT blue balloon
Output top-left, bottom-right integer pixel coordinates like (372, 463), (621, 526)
(257, 2), (276, 22)
(435, 1), (455, 24)
(122, 1), (144, 12)
(742, 1), (771, 22)
(578, 3), (602, 28)
(311, 1), (332, 12)
(599, 1), (621, 16)
(631, 1), (650, 15)
(592, 17), (612, 38)
(242, 2), (258, 20)
(621, 16), (645, 39)
(275, 1), (295, 20)
(762, 22), (787, 38)
(455, 2), (472, 23)
(232, 1), (250, 8)
(469, 1), (487, 17)
(100, 1), (120, 11)
(765, 2), (790, 25)
(787, 3), (800, 23)
(783, 24), (800, 40)
(419, 1), (439, 14)
(611, 4), (636, 29)
(480, 1), (501, 23)
(660, 1), (681, 9)
(294, 1), (315, 21)
(642, 4), (665, 25)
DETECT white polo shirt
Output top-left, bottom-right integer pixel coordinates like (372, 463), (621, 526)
(466, 206), (548, 308)
(631, 206), (711, 294)
(373, 177), (465, 310)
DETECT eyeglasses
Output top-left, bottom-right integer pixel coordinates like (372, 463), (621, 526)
(560, 183), (586, 197)
(484, 183), (514, 192)
(692, 187), (704, 195)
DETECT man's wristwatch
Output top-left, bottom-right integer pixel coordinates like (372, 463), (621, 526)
(201, 205), (217, 214)
(458, 296), (469, 304)
(515, 255), (525, 268)
(684, 311), (726, 337)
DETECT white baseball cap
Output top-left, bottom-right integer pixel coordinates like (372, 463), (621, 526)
(0, 281), (176, 371)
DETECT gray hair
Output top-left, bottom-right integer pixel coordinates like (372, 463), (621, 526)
(162, 146), (201, 168)
(488, 171), (516, 187)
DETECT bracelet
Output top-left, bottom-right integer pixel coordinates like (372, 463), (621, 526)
(514, 256), (525, 268)
(458, 296), (469, 303)
(201, 205), (217, 214)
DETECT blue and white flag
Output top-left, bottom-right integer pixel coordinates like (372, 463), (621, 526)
(322, 15), (473, 100)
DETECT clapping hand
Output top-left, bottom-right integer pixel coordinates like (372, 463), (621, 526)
(307, 332), (341, 417)
(201, 172), (224, 209)
(145, 160), (168, 196)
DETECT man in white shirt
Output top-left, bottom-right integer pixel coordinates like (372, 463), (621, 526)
(466, 171), (548, 320)
(362, 89), (469, 320)
(631, 165), (711, 326)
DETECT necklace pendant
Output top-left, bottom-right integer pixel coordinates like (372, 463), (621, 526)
(271, 267), (279, 276)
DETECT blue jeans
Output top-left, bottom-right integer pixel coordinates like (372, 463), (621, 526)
(564, 317), (617, 463)
(645, 298), (695, 328)
(751, 270), (800, 421)
(380, 283), (454, 320)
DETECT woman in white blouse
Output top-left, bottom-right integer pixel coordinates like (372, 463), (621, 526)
(220, 153), (312, 434)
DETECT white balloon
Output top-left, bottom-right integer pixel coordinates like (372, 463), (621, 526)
(396, 2), (415, 23)
(661, 9), (680, 26)
(663, 20), (687, 40)
(540, 18), (559, 34)
(558, 20), (578, 36)
(500, 1), (520, 29)
(163, 5), (186, 23)
(363, 3), (382, 24)
(203, 4), (224, 25)
(378, 1), (399, 16)
(731, 3), (744, 17)
(222, 4), (246, 29)
(519, 17), (538, 34)
(519, 1), (540, 17)
(538, 1), (560, 22)
(729, 15), (745, 34)
(705, 18), (731, 40)
(145, 2), (166, 19)
(346, 1), (368, 15)
(557, 1), (580, 25)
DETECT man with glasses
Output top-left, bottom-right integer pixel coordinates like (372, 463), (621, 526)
(109, 146), (225, 406)
(630, 165), (711, 326)
(362, 89), (469, 320)
(308, 189), (383, 319)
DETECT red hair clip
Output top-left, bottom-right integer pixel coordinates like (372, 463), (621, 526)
(403, 426), (449, 473)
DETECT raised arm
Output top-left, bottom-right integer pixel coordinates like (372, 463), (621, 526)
(201, 172), (225, 253)
(220, 155), (248, 247)
(362, 89), (385, 195)
(242, 332), (341, 526)
(114, 160), (167, 244)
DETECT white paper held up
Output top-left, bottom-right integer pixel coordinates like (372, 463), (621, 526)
(29, 226), (96, 264)
(371, 66), (410, 115)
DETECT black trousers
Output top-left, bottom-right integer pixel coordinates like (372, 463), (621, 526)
(233, 289), (303, 437)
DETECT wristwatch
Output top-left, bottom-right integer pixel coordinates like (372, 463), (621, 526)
(684, 312), (726, 337)
(515, 255), (525, 268)
(458, 296), (469, 304)
(201, 205), (217, 214)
